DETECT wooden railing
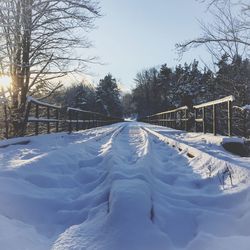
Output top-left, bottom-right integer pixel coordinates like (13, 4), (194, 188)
(193, 95), (234, 136)
(139, 95), (250, 138)
(67, 107), (123, 133)
(25, 97), (61, 135)
(139, 106), (189, 130)
(24, 97), (123, 136)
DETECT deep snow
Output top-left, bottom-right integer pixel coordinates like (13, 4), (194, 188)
(0, 122), (250, 250)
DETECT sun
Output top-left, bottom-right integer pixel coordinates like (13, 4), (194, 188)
(0, 75), (12, 89)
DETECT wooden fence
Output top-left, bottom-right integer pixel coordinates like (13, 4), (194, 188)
(142, 106), (189, 131)
(23, 97), (123, 136)
(67, 107), (123, 133)
(193, 95), (234, 136)
(139, 95), (250, 138)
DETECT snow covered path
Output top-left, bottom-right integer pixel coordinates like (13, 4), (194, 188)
(1, 122), (250, 250)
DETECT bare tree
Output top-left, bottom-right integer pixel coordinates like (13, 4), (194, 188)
(176, 0), (250, 61)
(0, 0), (100, 135)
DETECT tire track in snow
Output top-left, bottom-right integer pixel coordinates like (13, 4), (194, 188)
(0, 124), (127, 249)
(3, 122), (250, 250)
(52, 123), (175, 250)
(139, 125), (250, 249)
(75, 123), (250, 249)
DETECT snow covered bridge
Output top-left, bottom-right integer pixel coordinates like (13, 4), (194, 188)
(0, 122), (250, 250)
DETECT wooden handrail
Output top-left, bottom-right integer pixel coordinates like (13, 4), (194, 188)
(193, 95), (235, 109)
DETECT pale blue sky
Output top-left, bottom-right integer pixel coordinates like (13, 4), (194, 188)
(83, 0), (213, 91)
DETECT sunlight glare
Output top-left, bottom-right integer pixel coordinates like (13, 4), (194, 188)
(0, 75), (12, 89)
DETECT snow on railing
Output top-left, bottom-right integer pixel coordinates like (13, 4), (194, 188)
(233, 104), (250, 111)
(27, 96), (61, 109)
(139, 106), (189, 131)
(193, 95), (234, 136)
(25, 97), (123, 136)
(193, 95), (235, 109)
(139, 95), (249, 138)
(67, 106), (123, 133)
(25, 96), (61, 135)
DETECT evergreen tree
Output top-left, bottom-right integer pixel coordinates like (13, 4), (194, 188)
(96, 74), (123, 117)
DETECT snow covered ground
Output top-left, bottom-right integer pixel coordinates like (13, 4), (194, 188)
(0, 122), (250, 250)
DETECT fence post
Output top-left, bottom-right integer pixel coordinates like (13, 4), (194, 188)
(23, 101), (32, 135)
(76, 111), (79, 131)
(243, 109), (247, 138)
(228, 101), (232, 136)
(202, 107), (206, 134)
(47, 107), (50, 134)
(194, 108), (197, 132)
(184, 108), (188, 131)
(35, 104), (39, 135)
(56, 109), (59, 132)
(93, 114), (96, 128)
(68, 109), (72, 133)
(213, 104), (217, 135)
(3, 103), (8, 139)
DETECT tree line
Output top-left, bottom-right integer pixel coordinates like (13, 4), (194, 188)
(127, 55), (250, 118)
(53, 74), (123, 118)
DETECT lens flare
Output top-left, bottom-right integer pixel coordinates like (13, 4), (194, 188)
(0, 75), (12, 89)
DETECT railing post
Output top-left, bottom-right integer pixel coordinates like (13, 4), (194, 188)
(243, 109), (247, 138)
(174, 112), (177, 129)
(228, 100), (232, 136)
(23, 101), (32, 135)
(194, 108), (197, 132)
(82, 112), (85, 130)
(180, 110), (185, 130)
(56, 109), (59, 132)
(87, 113), (90, 129)
(96, 114), (99, 127)
(68, 109), (72, 133)
(35, 104), (39, 135)
(202, 107), (206, 134)
(213, 104), (217, 136)
(76, 111), (79, 131)
(3, 103), (8, 139)
(92, 114), (95, 128)
(184, 108), (188, 131)
(47, 107), (50, 134)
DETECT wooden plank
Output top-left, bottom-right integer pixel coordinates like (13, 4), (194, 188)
(55, 109), (59, 132)
(47, 107), (50, 134)
(68, 109), (72, 133)
(76, 112), (79, 131)
(148, 106), (188, 117)
(213, 104), (217, 136)
(184, 109), (188, 131)
(27, 96), (61, 109)
(193, 95), (235, 109)
(202, 107), (206, 134)
(243, 110), (247, 138)
(3, 103), (8, 139)
(35, 104), (39, 135)
(228, 101), (232, 136)
(194, 108), (198, 132)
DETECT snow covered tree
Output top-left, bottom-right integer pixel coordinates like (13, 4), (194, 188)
(177, 0), (250, 61)
(215, 55), (250, 105)
(56, 83), (97, 111)
(96, 74), (123, 117)
(0, 0), (100, 135)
